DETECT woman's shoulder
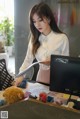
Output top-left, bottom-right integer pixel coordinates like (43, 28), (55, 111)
(61, 33), (68, 38)
(54, 32), (68, 40)
(52, 31), (67, 37)
(50, 31), (69, 45)
(61, 33), (69, 42)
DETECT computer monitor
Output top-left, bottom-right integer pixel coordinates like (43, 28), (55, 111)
(50, 55), (80, 96)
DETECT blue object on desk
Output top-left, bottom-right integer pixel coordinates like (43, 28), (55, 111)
(18, 78), (27, 88)
(0, 99), (6, 106)
(47, 96), (54, 102)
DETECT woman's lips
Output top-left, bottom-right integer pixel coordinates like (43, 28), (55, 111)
(38, 28), (42, 31)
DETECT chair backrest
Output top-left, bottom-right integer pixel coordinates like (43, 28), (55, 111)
(0, 59), (14, 90)
(31, 58), (39, 81)
(0, 53), (9, 68)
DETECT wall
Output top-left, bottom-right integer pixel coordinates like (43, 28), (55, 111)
(45, 0), (80, 57)
(14, 0), (41, 74)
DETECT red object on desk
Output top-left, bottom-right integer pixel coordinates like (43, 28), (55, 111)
(39, 92), (47, 103)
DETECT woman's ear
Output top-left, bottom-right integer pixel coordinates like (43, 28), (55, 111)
(47, 18), (50, 24)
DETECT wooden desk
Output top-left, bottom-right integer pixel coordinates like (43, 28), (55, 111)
(0, 83), (80, 119)
(0, 98), (80, 119)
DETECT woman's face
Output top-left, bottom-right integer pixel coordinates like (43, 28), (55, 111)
(32, 13), (51, 35)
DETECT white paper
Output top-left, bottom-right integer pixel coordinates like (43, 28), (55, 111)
(27, 82), (49, 97)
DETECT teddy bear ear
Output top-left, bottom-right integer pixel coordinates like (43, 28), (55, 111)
(18, 93), (24, 99)
(3, 92), (6, 97)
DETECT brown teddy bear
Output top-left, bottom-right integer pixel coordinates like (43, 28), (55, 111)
(3, 86), (24, 104)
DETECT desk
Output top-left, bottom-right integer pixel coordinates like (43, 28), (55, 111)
(0, 98), (80, 119)
(0, 83), (80, 119)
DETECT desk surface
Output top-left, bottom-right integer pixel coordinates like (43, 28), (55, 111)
(0, 82), (80, 119)
(0, 98), (80, 119)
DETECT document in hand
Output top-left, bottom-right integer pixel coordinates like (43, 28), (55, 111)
(15, 61), (42, 78)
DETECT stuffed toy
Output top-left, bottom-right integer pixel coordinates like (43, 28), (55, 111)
(3, 86), (25, 104)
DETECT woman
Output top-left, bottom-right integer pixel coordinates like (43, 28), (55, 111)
(14, 2), (69, 86)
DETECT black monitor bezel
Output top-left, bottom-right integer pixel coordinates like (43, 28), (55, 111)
(50, 55), (80, 96)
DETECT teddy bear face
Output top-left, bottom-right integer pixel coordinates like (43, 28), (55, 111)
(3, 86), (24, 104)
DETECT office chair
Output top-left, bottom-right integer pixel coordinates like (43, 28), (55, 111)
(0, 59), (14, 90)
(30, 58), (39, 82)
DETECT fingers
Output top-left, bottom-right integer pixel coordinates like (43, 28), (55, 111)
(11, 80), (16, 86)
(11, 80), (19, 86)
(41, 60), (50, 65)
(12, 76), (24, 86)
(13, 80), (21, 86)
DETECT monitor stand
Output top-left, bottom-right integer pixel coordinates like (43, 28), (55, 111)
(66, 93), (72, 105)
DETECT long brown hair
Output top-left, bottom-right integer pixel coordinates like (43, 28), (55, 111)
(29, 2), (62, 56)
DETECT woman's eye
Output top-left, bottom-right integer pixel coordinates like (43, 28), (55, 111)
(39, 19), (42, 22)
(33, 19), (43, 24)
(33, 21), (36, 23)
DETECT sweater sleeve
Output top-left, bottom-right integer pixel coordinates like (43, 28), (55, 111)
(19, 39), (34, 73)
(61, 34), (69, 56)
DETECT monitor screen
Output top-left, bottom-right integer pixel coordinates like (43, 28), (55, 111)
(50, 55), (80, 96)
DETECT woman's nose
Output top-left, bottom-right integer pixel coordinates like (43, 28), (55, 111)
(35, 22), (40, 27)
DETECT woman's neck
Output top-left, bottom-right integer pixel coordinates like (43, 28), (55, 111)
(42, 27), (52, 36)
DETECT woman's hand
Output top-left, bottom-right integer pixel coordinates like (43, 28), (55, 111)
(41, 60), (50, 65)
(12, 76), (24, 86)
